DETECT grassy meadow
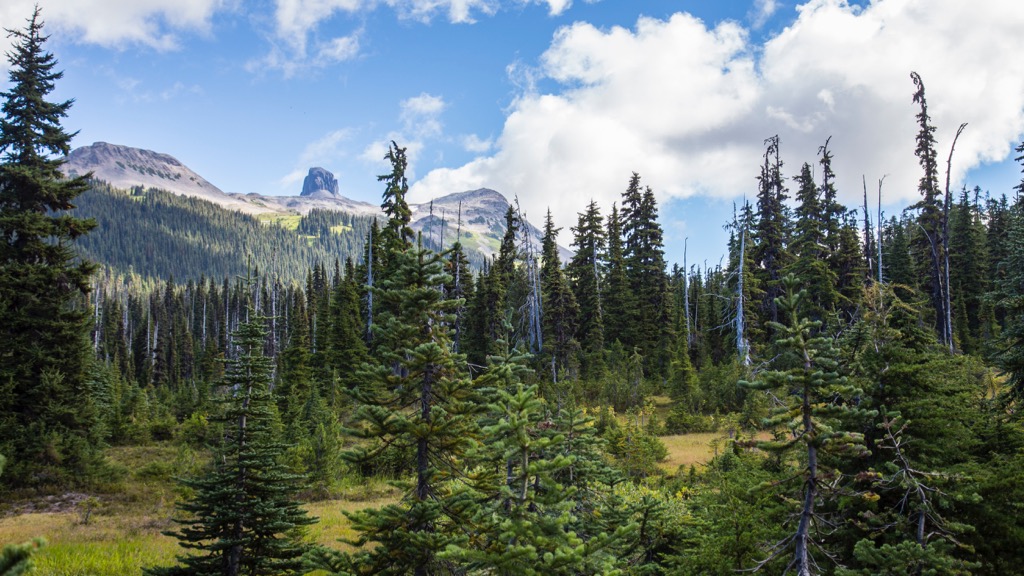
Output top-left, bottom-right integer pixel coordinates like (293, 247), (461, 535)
(0, 429), (737, 575)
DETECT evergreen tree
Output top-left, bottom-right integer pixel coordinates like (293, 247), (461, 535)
(325, 267), (367, 395)
(752, 135), (791, 327)
(278, 290), (313, 431)
(445, 383), (608, 575)
(741, 276), (873, 575)
(620, 174), (673, 377)
(833, 213), (866, 321)
(444, 237), (474, 353)
(566, 202), (607, 379)
(727, 201), (764, 359)
(0, 8), (102, 486)
(378, 141), (414, 253)
(908, 72), (948, 344)
(540, 209), (581, 381)
(602, 203), (634, 350)
(993, 191), (1024, 403)
(318, 245), (479, 576)
(445, 351), (625, 575)
(788, 162), (838, 322)
(147, 314), (316, 576)
(948, 187), (988, 353)
(465, 266), (500, 368)
(0, 537), (42, 576)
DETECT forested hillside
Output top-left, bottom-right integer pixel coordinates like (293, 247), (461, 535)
(70, 183), (374, 284)
(4, 9), (1024, 576)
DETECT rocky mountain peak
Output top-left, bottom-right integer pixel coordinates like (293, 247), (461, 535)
(301, 167), (339, 197)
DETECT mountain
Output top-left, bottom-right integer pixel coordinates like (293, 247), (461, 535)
(301, 167), (340, 197)
(64, 142), (562, 271)
(65, 142), (266, 215)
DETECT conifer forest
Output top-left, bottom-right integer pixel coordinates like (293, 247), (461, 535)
(6, 9), (1024, 576)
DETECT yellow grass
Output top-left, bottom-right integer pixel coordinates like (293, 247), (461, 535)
(0, 444), (397, 575)
(657, 432), (730, 473)
(0, 497), (395, 575)
(658, 430), (773, 474)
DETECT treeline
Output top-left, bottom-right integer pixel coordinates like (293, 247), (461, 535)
(5, 15), (1024, 572)
(70, 183), (375, 283)
(72, 131), (1024, 573)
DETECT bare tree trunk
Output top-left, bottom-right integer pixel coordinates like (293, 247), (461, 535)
(737, 230), (749, 365)
(878, 176), (886, 284)
(943, 123), (967, 354)
(863, 176), (874, 280)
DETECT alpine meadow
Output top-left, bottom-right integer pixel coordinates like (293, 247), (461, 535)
(6, 2), (1024, 576)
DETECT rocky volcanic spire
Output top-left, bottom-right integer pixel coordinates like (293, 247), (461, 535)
(301, 167), (339, 197)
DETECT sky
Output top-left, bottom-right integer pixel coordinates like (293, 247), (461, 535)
(2, 0), (1024, 268)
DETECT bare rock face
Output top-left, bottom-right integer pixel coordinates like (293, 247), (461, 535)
(301, 167), (339, 197)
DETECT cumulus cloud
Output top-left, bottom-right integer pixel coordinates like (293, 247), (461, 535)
(361, 93), (446, 179)
(401, 93), (447, 138)
(259, 0), (575, 73)
(1, 0), (226, 55)
(273, 0), (363, 46)
(411, 0), (1024, 246)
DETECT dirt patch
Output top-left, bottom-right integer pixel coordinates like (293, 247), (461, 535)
(5, 492), (93, 516)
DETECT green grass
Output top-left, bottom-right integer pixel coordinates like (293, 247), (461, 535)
(256, 213), (302, 230)
(0, 444), (397, 575)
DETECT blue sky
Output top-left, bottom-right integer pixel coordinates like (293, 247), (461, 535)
(3, 0), (1024, 268)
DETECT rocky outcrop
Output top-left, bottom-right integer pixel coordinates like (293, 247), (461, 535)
(301, 167), (339, 197)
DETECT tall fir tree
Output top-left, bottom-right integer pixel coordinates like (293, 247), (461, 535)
(908, 72), (948, 345)
(146, 313), (316, 576)
(540, 209), (581, 381)
(378, 141), (414, 254)
(602, 202), (635, 350)
(948, 187), (989, 353)
(325, 266), (368, 396)
(318, 244), (479, 576)
(620, 174), (673, 377)
(752, 135), (791, 328)
(0, 8), (102, 486)
(993, 165), (1024, 403)
(566, 201), (606, 379)
(788, 162), (838, 323)
(443, 237), (474, 354)
(742, 276), (873, 575)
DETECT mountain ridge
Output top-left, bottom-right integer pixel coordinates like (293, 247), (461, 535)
(64, 142), (558, 264)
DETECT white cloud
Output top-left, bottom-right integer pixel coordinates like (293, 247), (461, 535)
(260, 0), (572, 72)
(273, 0), (363, 47)
(411, 0), (1024, 248)
(317, 34), (361, 63)
(280, 128), (353, 190)
(1, 0), (226, 56)
(750, 0), (779, 29)
(360, 135), (426, 178)
(462, 133), (493, 153)
(535, 0), (572, 16)
(400, 92), (447, 138)
(385, 0), (498, 24)
(361, 93), (446, 180)
(247, 29), (362, 76)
